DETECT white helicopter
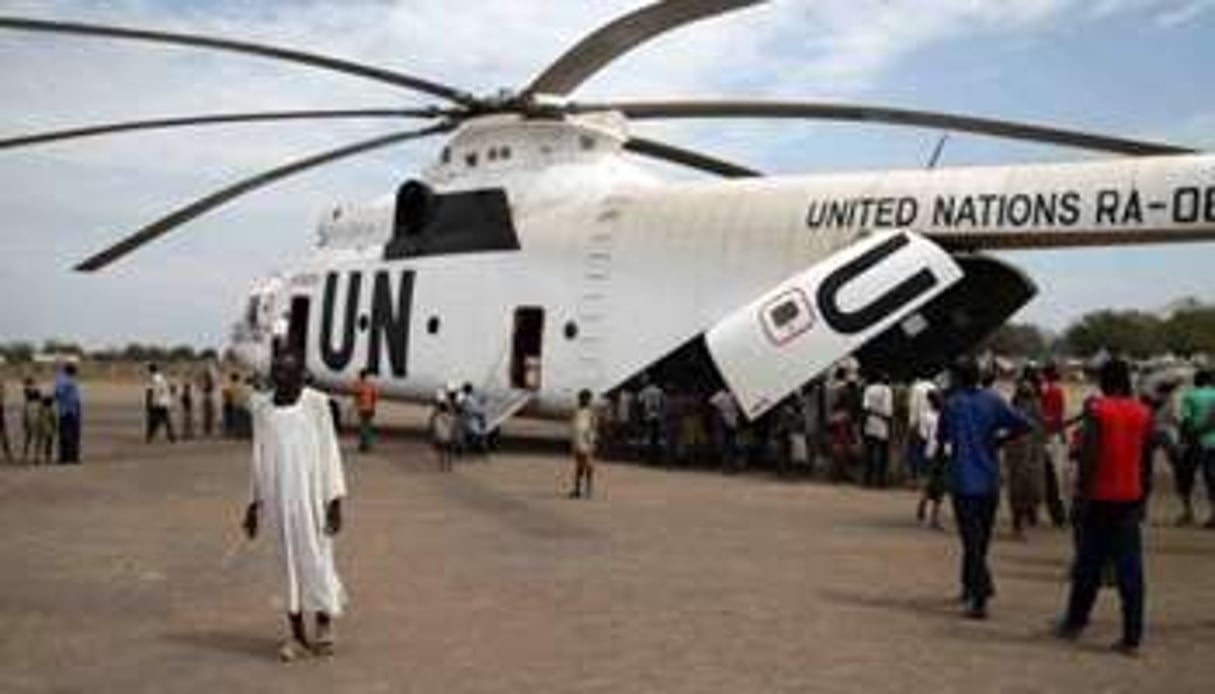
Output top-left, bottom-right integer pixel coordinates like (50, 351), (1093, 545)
(4, 1), (1215, 430)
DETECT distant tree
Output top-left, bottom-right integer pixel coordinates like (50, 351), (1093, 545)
(90, 348), (122, 362)
(168, 344), (196, 362)
(121, 343), (169, 363)
(1063, 310), (1164, 358)
(41, 339), (83, 356)
(982, 322), (1054, 358)
(1162, 305), (1215, 356)
(0, 342), (35, 363)
(198, 347), (219, 361)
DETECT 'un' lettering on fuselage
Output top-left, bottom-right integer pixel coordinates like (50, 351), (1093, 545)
(319, 270), (414, 378)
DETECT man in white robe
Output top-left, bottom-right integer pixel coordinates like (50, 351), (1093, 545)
(242, 353), (348, 661)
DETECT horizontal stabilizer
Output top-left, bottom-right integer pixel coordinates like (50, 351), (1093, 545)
(705, 231), (963, 419)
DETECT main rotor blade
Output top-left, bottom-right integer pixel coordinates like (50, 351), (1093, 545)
(624, 136), (760, 178)
(0, 16), (476, 106)
(588, 99), (1195, 156)
(524, 0), (765, 98)
(75, 123), (450, 272)
(0, 108), (448, 150)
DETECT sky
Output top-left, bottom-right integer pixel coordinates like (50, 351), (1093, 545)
(1, 0), (1214, 349)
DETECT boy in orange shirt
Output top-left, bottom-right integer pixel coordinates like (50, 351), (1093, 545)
(353, 370), (377, 453)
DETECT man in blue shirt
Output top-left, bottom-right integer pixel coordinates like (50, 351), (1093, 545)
(53, 363), (82, 464)
(938, 357), (1032, 619)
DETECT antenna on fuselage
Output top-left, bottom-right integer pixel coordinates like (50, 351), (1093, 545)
(926, 132), (950, 170)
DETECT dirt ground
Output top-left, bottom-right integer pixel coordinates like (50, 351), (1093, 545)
(2, 383), (1213, 693)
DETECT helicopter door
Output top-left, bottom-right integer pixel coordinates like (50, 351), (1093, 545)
(510, 306), (545, 390)
(285, 296), (310, 364)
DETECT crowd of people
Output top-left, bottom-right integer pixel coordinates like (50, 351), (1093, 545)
(594, 361), (1215, 532)
(599, 356), (1215, 654)
(0, 364), (81, 465)
(142, 362), (261, 444)
(6, 350), (1212, 661)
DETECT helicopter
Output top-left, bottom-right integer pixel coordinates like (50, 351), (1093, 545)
(3, 0), (1215, 428)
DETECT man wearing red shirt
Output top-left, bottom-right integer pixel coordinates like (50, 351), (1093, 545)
(1056, 359), (1152, 656)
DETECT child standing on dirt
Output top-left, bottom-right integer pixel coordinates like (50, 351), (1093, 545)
(430, 399), (456, 472)
(568, 390), (598, 499)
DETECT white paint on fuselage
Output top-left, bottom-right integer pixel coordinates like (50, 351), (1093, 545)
(232, 112), (1215, 418)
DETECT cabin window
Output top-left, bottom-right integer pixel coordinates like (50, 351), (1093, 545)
(427, 316), (441, 335)
(563, 320), (579, 340)
(465, 152), (478, 168)
(501, 146), (512, 160)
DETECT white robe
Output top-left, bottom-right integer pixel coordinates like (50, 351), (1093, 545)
(250, 387), (348, 615)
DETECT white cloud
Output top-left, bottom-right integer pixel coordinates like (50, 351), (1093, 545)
(1156, 0), (1215, 25)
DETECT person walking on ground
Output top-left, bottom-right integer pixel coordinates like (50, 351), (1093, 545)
(21, 378), (39, 462)
(1006, 369), (1047, 539)
(353, 370), (377, 453)
(429, 397), (455, 472)
(180, 381), (195, 440)
(638, 378), (667, 465)
(200, 363), (217, 437)
(828, 398), (859, 483)
(1055, 358), (1152, 656)
(905, 377), (935, 482)
(0, 379), (13, 463)
(1142, 379), (1180, 520)
(710, 388), (741, 473)
(243, 352), (348, 662)
(862, 372), (894, 488)
(915, 389), (946, 529)
(221, 373), (238, 437)
(1040, 364), (1069, 527)
(146, 364), (176, 443)
(1178, 369), (1215, 528)
(568, 389), (599, 499)
(938, 357), (1033, 619)
(32, 395), (56, 465)
(459, 382), (487, 456)
(54, 364), (82, 464)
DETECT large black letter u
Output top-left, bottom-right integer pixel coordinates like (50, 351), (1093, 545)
(817, 234), (939, 335)
(320, 272), (361, 371)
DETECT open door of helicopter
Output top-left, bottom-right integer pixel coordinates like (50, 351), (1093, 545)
(511, 306), (545, 391)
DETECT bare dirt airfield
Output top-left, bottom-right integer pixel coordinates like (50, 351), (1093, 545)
(2, 383), (1213, 693)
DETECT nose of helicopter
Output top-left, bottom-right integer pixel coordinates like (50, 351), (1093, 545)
(226, 279), (286, 376)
